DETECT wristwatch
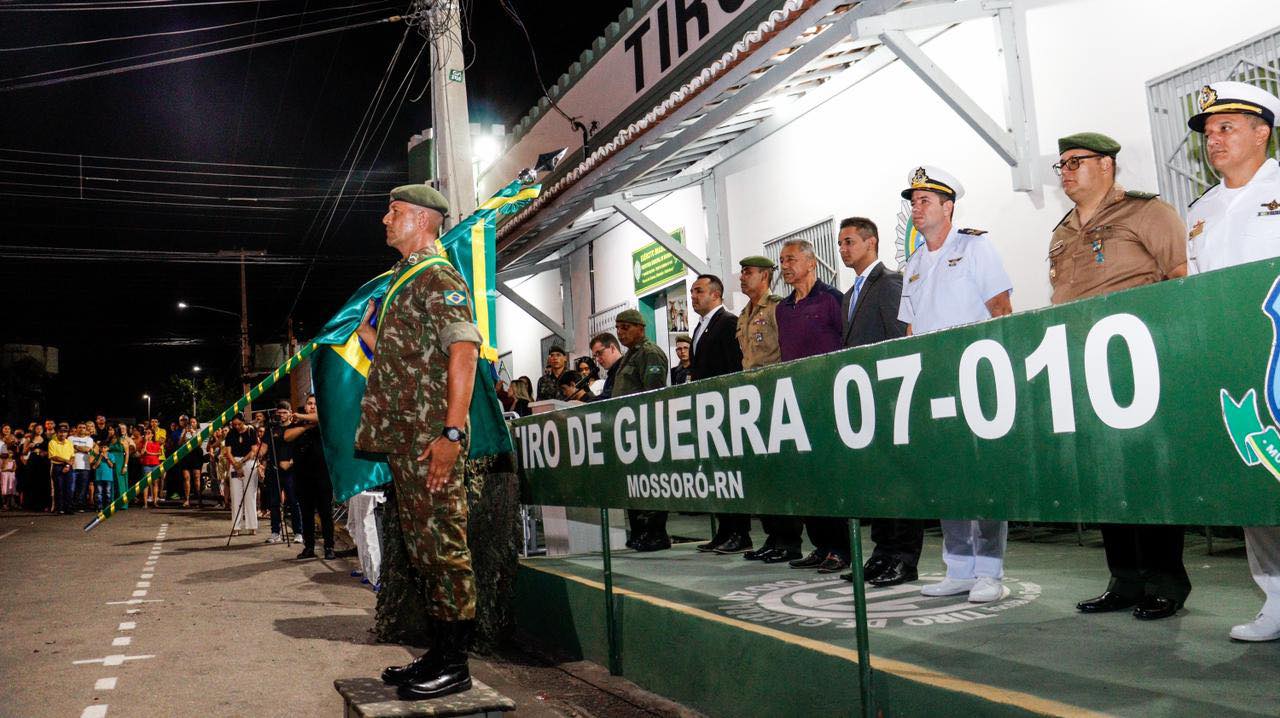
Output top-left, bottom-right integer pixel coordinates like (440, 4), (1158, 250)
(441, 426), (467, 443)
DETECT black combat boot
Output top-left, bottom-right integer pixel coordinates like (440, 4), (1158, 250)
(381, 620), (440, 686)
(397, 620), (473, 700)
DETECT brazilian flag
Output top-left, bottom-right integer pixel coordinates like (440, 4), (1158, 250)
(312, 180), (540, 500)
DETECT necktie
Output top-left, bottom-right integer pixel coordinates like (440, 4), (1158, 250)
(848, 275), (865, 322)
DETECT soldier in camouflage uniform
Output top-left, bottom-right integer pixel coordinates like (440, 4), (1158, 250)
(612, 308), (671, 552)
(355, 182), (481, 701)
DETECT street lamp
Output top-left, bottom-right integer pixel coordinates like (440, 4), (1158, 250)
(142, 394), (151, 422)
(177, 294), (252, 411)
(191, 366), (201, 418)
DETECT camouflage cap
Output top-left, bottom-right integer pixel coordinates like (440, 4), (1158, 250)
(389, 183), (449, 214)
(1058, 132), (1121, 157)
(739, 255), (776, 269)
(673, 333), (693, 345)
(615, 308), (645, 326)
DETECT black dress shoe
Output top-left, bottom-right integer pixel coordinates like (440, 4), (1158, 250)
(398, 662), (471, 700)
(634, 534), (672, 552)
(743, 545), (775, 561)
(1076, 591), (1138, 614)
(817, 553), (850, 574)
(862, 556), (891, 582)
(839, 571), (853, 582)
(397, 620), (473, 699)
(323, 548), (336, 560)
(868, 560), (918, 587)
(789, 550), (825, 569)
(1132, 596), (1181, 621)
(296, 547), (316, 560)
(761, 548), (803, 564)
(713, 534), (754, 555)
(697, 535), (727, 552)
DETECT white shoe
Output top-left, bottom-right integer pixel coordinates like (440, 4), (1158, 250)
(266, 533), (282, 544)
(968, 576), (1003, 603)
(1230, 613), (1280, 642)
(920, 577), (976, 596)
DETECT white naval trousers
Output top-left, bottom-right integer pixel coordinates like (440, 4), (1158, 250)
(347, 490), (385, 586)
(229, 459), (259, 531)
(942, 519), (1007, 579)
(1246, 526), (1280, 615)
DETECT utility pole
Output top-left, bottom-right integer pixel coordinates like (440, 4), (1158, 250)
(425, 0), (477, 229)
(214, 248), (264, 413)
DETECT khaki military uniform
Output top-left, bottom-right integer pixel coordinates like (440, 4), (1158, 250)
(736, 295), (782, 370)
(611, 339), (669, 396)
(355, 248), (482, 621)
(1049, 185), (1186, 304)
(1048, 185), (1190, 607)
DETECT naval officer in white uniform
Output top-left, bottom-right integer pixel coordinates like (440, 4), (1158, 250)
(897, 166), (1014, 603)
(1184, 81), (1280, 641)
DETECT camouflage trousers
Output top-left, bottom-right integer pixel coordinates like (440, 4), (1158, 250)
(387, 453), (476, 621)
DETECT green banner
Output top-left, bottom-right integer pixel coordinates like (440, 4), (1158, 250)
(632, 227), (685, 294)
(514, 259), (1280, 526)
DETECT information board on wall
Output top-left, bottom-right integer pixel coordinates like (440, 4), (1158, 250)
(632, 227), (686, 295)
(514, 259), (1280, 526)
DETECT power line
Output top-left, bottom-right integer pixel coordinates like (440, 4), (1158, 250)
(0, 0), (295, 12)
(0, 147), (405, 173)
(0, 166), (397, 192)
(0, 245), (385, 265)
(1, 6), (403, 88)
(0, 1), (393, 52)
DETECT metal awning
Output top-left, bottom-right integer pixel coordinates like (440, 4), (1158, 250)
(496, 0), (1041, 292)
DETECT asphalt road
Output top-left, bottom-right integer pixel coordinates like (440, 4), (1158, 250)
(0, 507), (696, 718)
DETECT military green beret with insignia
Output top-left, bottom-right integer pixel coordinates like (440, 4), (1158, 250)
(389, 183), (449, 214)
(1058, 132), (1121, 157)
(739, 255), (776, 269)
(673, 334), (692, 344)
(616, 308), (646, 326)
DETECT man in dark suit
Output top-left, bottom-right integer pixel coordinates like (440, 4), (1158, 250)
(687, 274), (749, 554)
(835, 217), (926, 587)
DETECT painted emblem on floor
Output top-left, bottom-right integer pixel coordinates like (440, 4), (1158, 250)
(1221, 275), (1280, 482)
(717, 574), (1041, 629)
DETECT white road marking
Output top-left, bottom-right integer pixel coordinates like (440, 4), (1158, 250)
(111, 637), (131, 647)
(118, 622), (136, 631)
(0, 529), (17, 540)
(73, 654), (154, 667)
(80, 705), (108, 718)
(105, 599), (160, 606)
(140, 574), (153, 580)
(125, 609), (140, 614)
(130, 590), (146, 598)
(135, 582), (150, 588)
(94, 678), (117, 690)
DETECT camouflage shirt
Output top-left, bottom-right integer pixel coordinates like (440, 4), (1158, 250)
(611, 339), (669, 397)
(355, 249), (482, 456)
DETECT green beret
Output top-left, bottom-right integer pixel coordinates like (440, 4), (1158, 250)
(673, 334), (692, 344)
(389, 183), (449, 214)
(615, 308), (645, 326)
(1057, 132), (1121, 157)
(739, 255), (776, 269)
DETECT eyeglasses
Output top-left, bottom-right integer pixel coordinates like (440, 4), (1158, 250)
(1052, 153), (1106, 176)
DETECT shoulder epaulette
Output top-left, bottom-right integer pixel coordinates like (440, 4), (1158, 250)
(957, 228), (987, 236)
(1125, 190), (1159, 200)
(1188, 182), (1219, 209)
(1052, 209), (1072, 231)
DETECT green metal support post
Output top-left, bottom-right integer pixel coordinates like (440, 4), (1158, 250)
(849, 518), (874, 718)
(600, 508), (621, 675)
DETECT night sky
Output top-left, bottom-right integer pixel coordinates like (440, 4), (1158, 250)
(0, 0), (629, 422)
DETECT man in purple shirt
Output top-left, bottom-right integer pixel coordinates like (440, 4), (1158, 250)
(775, 238), (849, 574)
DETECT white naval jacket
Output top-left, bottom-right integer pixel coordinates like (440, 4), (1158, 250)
(1188, 158), (1280, 274)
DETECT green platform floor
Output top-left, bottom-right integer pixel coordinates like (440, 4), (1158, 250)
(515, 516), (1280, 718)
